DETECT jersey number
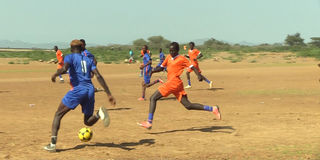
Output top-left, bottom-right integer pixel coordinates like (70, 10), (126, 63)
(81, 60), (87, 73)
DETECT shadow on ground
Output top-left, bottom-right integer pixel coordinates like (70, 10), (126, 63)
(149, 126), (234, 135)
(194, 88), (224, 91)
(57, 139), (155, 152)
(107, 107), (131, 111)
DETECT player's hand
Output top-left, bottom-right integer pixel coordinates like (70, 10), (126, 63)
(108, 95), (116, 106)
(139, 64), (144, 69)
(51, 75), (56, 82)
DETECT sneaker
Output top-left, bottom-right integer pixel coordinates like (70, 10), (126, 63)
(59, 79), (64, 83)
(185, 85), (192, 89)
(212, 105), (221, 120)
(137, 121), (152, 129)
(95, 88), (104, 92)
(44, 143), (56, 152)
(158, 79), (164, 84)
(209, 81), (213, 89)
(99, 107), (110, 127)
(138, 97), (146, 101)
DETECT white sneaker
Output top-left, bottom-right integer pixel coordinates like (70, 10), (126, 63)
(209, 81), (213, 89)
(185, 85), (192, 89)
(44, 143), (56, 152)
(99, 107), (110, 127)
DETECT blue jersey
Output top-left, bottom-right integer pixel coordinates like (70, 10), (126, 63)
(143, 53), (152, 71)
(64, 53), (96, 87)
(158, 52), (165, 66)
(81, 49), (95, 61)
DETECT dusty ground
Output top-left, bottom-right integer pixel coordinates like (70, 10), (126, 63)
(0, 53), (320, 160)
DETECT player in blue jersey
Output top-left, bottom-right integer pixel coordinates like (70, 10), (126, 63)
(80, 39), (97, 65)
(138, 45), (163, 101)
(44, 40), (116, 152)
(156, 48), (165, 68)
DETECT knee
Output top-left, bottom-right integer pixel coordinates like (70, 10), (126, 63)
(184, 104), (192, 110)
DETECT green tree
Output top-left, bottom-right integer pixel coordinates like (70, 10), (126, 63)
(133, 38), (147, 49)
(310, 37), (320, 47)
(147, 36), (170, 49)
(285, 33), (305, 46)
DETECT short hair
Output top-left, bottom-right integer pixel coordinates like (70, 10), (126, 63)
(80, 39), (86, 45)
(170, 42), (179, 52)
(189, 42), (195, 46)
(54, 46), (58, 49)
(143, 45), (148, 50)
(70, 39), (82, 48)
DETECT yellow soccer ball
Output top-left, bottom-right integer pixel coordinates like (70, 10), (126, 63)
(78, 127), (93, 142)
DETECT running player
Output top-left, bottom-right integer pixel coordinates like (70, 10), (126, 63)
(54, 46), (64, 83)
(138, 45), (163, 101)
(156, 48), (165, 68)
(44, 40), (116, 152)
(184, 42), (213, 89)
(80, 39), (97, 65)
(138, 42), (221, 129)
(139, 47), (150, 77)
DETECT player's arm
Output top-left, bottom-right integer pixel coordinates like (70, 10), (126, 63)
(151, 65), (164, 74)
(139, 60), (152, 69)
(51, 63), (70, 82)
(92, 68), (116, 106)
(196, 52), (203, 60)
(93, 57), (98, 66)
(184, 54), (190, 59)
(191, 66), (203, 81)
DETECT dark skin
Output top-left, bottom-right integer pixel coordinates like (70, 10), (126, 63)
(140, 46), (158, 98)
(54, 46), (64, 65)
(148, 44), (206, 116)
(50, 46), (116, 137)
(185, 43), (207, 84)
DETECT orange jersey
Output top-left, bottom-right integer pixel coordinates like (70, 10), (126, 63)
(141, 50), (150, 56)
(188, 49), (201, 65)
(161, 54), (192, 83)
(56, 50), (64, 69)
(159, 54), (192, 101)
(56, 50), (64, 64)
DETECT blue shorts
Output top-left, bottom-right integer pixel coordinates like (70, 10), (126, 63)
(144, 66), (152, 84)
(62, 85), (95, 116)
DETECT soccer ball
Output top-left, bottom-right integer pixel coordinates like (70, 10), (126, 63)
(78, 127), (93, 142)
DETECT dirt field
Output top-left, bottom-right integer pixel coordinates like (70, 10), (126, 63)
(0, 53), (320, 160)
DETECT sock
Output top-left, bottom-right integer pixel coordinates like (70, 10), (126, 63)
(51, 136), (57, 145)
(188, 80), (191, 86)
(204, 105), (213, 111)
(148, 113), (153, 123)
(59, 75), (62, 78)
(205, 79), (211, 84)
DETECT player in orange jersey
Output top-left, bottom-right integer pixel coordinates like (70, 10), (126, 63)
(54, 46), (64, 83)
(185, 42), (213, 89)
(138, 42), (221, 129)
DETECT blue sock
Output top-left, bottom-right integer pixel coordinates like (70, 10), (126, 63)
(204, 105), (213, 111)
(205, 79), (211, 84)
(59, 75), (62, 78)
(188, 80), (191, 86)
(148, 113), (153, 123)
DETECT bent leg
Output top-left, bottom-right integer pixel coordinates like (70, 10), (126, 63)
(148, 90), (163, 123)
(50, 102), (71, 145)
(84, 114), (99, 126)
(186, 71), (191, 86)
(180, 95), (205, 110)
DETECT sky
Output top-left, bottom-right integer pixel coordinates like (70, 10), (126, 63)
(0, 0), (320, 45)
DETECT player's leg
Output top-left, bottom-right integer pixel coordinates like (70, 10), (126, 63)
(180, 95), (221, 119)
(185, 71), (192, 89)
(57, 69), (64, 83)
(140, 69), (143, 77)
(196, 66), (213, 88)
(138, 81), (147, 101)
(44, 102), (71, 152)
(138, 90), (163, 129)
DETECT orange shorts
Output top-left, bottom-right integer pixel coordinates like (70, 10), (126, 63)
(57, 63), (63, 69)
(158, 80), (187, 102)
(187, 64), (201, 73)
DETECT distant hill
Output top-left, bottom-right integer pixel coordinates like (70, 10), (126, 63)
(0, 40), (99, 49)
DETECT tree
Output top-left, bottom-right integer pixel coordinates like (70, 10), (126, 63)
(133, 38), (147, 49)
(310, 37), (320, 47)
(203, 38), (230, 50)
(284, 33), (305, 46)
(147, 36), (170, 49)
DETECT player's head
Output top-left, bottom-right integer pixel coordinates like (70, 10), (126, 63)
(189, 42), (195, 49)
(159, 48), (162, 53)
(70, 39), (82, 53)
(80, 39), (86, 49)
(142, 45), (148, 53)
(169, 42), (179, 57)
(54, 46), (58, 51)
